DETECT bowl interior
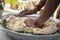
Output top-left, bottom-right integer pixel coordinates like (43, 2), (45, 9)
(1, 14), (60, 36)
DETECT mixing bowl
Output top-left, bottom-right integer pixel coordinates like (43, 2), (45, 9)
(0, 14), (60, 40)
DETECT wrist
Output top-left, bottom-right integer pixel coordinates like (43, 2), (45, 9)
(35, 19), (44, 28)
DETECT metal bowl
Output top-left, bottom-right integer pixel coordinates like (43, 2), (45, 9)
(0, 14), (60, 40)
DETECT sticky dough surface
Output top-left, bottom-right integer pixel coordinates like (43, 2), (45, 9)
(6, 15), (58, 34)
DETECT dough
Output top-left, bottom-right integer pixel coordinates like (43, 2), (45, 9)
(6, 15), (27, 31)
(24, 27), (33, 33)
(6, 15), (58, 34)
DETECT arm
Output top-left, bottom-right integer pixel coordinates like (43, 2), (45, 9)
(32, 0), (46, 13)
(36, 0), (60, 25)
(20, 0), (46, 15)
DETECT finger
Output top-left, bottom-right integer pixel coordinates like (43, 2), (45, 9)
(35, 22), (44, 28)
(20, 9), (28, 13)
(20, 10), (29, 16)
(34, 20), (44, 28)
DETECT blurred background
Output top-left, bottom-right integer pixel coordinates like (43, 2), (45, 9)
(0, 0), (60, 20)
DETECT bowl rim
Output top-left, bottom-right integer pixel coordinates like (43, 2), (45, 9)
(1, 14), (60, 37)
(2, 26), (60, 37)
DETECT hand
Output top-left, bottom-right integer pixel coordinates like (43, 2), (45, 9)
(20, 9), (34, 16)
(35, 19), (44, 28)
(25, 18), (44, 28)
